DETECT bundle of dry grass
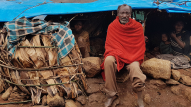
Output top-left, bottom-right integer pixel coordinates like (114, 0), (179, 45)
(0, 32), (87, 106)
(8, 86), (29, 102)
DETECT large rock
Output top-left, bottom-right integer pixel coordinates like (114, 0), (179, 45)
(82, 57), (101, 77)
(141, 58), (171, 79)
(172, 70), (181, 81)
(179, 75), (191, 86)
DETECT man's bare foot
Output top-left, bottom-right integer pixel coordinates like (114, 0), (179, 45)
(137, 92), (144, 107)
(104, 95), (118, 107)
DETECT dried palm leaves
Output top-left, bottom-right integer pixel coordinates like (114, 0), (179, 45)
(0, 33), (87, 106)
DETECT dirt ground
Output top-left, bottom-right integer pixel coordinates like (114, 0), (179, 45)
(1, 68), (191, 107)
(1, 75), (191, 107)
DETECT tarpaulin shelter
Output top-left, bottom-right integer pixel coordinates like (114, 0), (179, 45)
(0, 0), (158, 22)
(1, 0), (191, 22)
(158, 0), (191, 13)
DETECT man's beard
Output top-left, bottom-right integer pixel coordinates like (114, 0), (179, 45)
(119, 19), (129, 24)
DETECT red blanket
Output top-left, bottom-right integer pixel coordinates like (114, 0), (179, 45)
(101, 16), (145, 71)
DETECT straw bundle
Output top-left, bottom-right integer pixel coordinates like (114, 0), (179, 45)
(0, 33), (87, 105)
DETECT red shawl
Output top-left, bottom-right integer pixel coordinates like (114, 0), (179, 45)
(101, 17), (145, 71)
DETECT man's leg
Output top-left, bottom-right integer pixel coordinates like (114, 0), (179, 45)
(126, 61), (146, 107)
(104, 56), (118, 107)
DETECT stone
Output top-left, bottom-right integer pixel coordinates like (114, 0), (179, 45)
(172, 70), (181, 81)
(165, 79), (180, 85)
(42, 95), (47, 106)
(75, 101), (83, 107)
(184, 87), (191, 101)
(82, 57), (101, 77)
(171, 85), (181, 95)
(143, 94), (151, 104)
(88, 93), (106, 104)
(65, 100), (77, 107)
(149, 79), (166, 89)
(180, 75), (191, 86)
(76, 95), (87, 105)
(141, 58), (171, 79)
(1, 86), (12, 101)
(47, 94), (65, 107)
(86, 83), (104, 94)
(86, 78), (104, 94)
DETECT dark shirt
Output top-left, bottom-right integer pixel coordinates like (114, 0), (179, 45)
(160, 41), (172, 54)
(170, 31), (191, 57)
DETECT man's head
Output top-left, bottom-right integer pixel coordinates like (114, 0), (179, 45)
(161, 33), (168, 42)
(174, 21), (184, 33)
(117, 4), (132, 24)
(74, 21), (83, 32)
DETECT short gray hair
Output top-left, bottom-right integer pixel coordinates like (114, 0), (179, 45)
(117, 4), (132, 14)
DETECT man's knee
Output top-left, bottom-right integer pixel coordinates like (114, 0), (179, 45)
(129, 61), (140, 67)
(104, 56), (116, 65)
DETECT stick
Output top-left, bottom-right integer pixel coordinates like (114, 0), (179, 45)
(76, 81), (87, 97)
(0, 100), (32, 105)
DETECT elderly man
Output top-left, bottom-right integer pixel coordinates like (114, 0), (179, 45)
(101, 4), (146, 107)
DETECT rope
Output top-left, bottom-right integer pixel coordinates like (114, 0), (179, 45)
(69, 14), (78, 23)
(0, 63), (83, 71)
(13, 1), (52, 20)
(0, 100), (32, 105)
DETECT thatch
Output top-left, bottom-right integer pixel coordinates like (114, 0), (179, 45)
(0, 32), (87, 106)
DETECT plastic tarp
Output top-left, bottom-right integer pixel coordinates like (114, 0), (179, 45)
(0, 0), (158, 22)
(159, 0), (191, 13)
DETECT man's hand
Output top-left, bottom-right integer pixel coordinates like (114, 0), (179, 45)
(165, 41), (171, 45)
(171, 32), (176, 38)
(144, 36), (148, 42)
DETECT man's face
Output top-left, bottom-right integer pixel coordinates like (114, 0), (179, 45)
(162, 34), (168, 42)
(74, 22), (83, 32)
(175, 22), (184, 33)
(118, 6), (131, 24)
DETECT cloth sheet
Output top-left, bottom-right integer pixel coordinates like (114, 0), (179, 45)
(156, 54), (191, 69)
(101, 16), (145, 71)
(4, 17), (75, 61)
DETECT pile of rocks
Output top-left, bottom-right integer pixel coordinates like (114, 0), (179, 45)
(141, 58), (191, 103)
